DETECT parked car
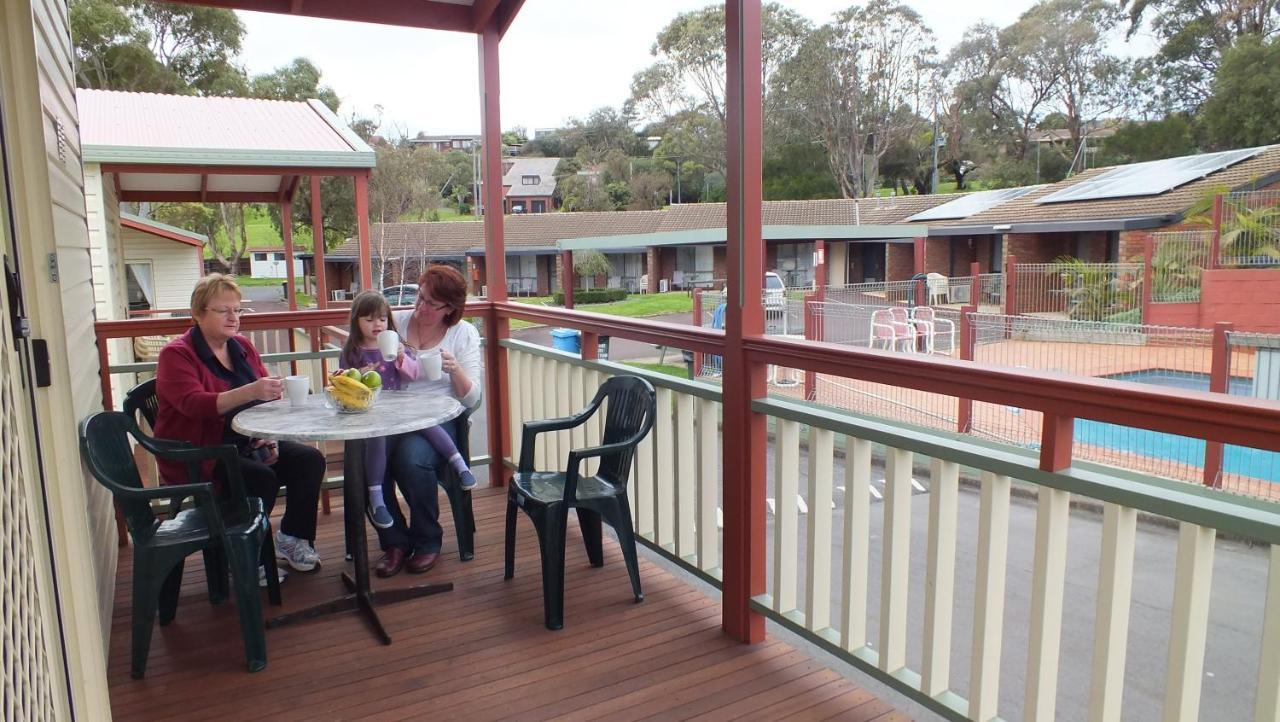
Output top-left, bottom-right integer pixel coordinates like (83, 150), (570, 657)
(381, 284), (418, 306)
(764, 271), (786, 311)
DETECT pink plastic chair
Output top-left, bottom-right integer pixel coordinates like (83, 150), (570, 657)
(870, 308), (915, 352)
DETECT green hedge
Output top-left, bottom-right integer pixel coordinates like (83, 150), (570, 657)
(553, 288), (628, 305)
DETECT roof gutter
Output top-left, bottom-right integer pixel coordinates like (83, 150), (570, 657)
(925, 215), (1177, 236)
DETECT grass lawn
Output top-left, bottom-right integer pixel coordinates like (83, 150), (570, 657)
(505, 292), (693, 331)
(622, 361), (690, 379)
(233, 276), (289, 287)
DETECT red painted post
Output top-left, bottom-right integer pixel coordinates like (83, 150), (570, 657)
(913, 236), (926, 275)
(580, 331), (599, 361)
(1209, 194), (1224, 270)
(560, 250), (574, 309)
(1203, 321), (1233, 487)
(282, 201), (297, 312)
(281, 200), (300, 375)
(1005, 254), (1018, 316)
(969, 260), (981, 304)
(310, 176), (327, 309)
(355, 171), (373, 290)
(1141, 236), (1154, 324)
(957, 303), (977, 433)
(692, 289), (703, 377)
(479, 23), (512, 488)
(1040, 414), (1075, 472)
(722, 0), (768, 645)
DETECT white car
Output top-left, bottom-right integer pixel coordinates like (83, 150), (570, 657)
(764, 271), (786, 311)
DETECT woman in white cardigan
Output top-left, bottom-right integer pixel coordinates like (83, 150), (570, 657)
(375, 265), (483, 578)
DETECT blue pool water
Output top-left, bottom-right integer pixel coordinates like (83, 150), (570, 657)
(1075, 370), (1279, 482)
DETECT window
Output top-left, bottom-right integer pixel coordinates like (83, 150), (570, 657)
(273, 252), (286, 261)
(505, 254), (538, 295)
(531, 200), (546, 213)
(675, 246), (714, 288)
(253, 252), (267, 262)
(452, 140), (462, 148)
(521, 175), (540, 186)
(125, 262), (154, 312)
(775, 242), (814, 287)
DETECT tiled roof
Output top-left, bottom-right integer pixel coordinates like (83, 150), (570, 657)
(334, 196), (956, 259)
(77, 89), (371, 159)
(503, 157), (560, 198)
(932, 144), (1280, 228)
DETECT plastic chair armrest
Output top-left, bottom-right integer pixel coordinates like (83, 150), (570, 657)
(518, 401), (601, 472)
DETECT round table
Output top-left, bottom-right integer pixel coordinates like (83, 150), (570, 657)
(232, 389), (464, 644)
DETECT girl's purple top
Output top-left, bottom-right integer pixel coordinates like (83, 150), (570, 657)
(341, 347), (418, 391)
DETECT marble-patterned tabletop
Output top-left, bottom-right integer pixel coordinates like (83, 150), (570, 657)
(231, 389), (464, 442)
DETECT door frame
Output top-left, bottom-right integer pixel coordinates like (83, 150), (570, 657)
(1, 0), (114, 714)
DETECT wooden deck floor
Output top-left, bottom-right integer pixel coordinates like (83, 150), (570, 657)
(107, 487), (902, 721)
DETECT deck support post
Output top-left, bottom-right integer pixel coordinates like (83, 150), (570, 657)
(722, 0), (767, 644)
(479, 21), (511, 487)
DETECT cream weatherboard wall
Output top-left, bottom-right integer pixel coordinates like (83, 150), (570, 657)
(84, 162), (131, 408)
(121, 225), (202, 311)
(2, 0), (114, 715)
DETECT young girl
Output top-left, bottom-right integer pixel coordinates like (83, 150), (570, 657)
(341, 292), (476, 530)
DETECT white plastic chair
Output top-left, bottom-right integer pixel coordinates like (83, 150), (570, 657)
(926, 273), (948, 305)
(911, 306), (955, 354)
(870, 308), (915, 352)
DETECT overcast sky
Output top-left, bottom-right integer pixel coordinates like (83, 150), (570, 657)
(237, 0), (1156, 138)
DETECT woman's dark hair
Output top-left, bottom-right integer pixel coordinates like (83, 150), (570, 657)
(342, 291), (396, 369)
(418, 264), (467, 327)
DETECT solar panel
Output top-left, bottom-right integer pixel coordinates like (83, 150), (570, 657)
(907, 186), (1043, 222)
(1035, 146), (1269, 205)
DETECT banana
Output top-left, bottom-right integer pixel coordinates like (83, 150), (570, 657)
(327, 375), (374, 410)
(331, 374), (373, 400)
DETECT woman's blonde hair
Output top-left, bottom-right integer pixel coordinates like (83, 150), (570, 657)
(190, 273), (242, 318)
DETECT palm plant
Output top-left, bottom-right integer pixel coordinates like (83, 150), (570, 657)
(1050, 256), (1140, 322)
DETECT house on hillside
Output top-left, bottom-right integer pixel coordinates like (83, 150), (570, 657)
(502, 157), (559, 214)
(409, 133), (480, 152)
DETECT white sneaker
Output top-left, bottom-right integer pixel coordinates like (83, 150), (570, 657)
(274, 530), (320, 572)
(258, 565), (287, 588)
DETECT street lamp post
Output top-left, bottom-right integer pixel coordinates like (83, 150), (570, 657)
(652, 154), (684, 203)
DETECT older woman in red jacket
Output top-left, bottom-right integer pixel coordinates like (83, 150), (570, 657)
(154, 274), (324, 579)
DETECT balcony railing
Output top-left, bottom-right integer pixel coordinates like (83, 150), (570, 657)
(96, 300), (1280, 721)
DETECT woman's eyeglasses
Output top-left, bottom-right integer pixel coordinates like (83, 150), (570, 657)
(416, 297), (450, 312)
(205, 306), (246, 317)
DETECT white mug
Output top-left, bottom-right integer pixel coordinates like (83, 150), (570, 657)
(284, 375), (309, 408)
(377, 330), (399, 362)
(418, 350), (443, 381)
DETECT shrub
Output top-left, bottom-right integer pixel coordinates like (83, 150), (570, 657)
(552, 288), (627, 305)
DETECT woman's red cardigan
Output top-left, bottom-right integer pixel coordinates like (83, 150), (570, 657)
(153, 328), (267, 488)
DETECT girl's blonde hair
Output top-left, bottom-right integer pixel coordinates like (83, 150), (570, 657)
(342, 291), (397, 368)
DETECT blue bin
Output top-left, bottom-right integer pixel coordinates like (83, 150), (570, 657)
(550, 328), (581, 354)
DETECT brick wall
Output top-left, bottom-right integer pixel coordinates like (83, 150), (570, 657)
(713, 246), (727, 287)
(1147, 303), (1201, 327)
(924, 237), (951, 275)
(470, 256), (487, 295)
(887, 243), (914, 281)
(1006, 232), (1072, 264)
(646, 246), (660, 290)
(1200, 268), (1280, 332)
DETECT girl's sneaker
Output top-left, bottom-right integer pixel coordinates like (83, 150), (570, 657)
(458, 468), (477, 491)
(368, 504), (394, 529)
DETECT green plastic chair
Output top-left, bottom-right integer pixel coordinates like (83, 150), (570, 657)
(79, 411), (280, 678)
(504, 375), (656, 630)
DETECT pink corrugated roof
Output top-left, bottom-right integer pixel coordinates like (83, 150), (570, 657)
(76, 89), (357, 153)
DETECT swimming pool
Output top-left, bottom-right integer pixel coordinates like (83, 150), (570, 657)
(1074, 369), (1279, 483)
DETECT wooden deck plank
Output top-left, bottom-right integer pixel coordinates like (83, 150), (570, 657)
(107, 487), (895, 719)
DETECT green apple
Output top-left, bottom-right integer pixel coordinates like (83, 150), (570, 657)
(361, 370), (382, 389)
(345, 368), (362, 381)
